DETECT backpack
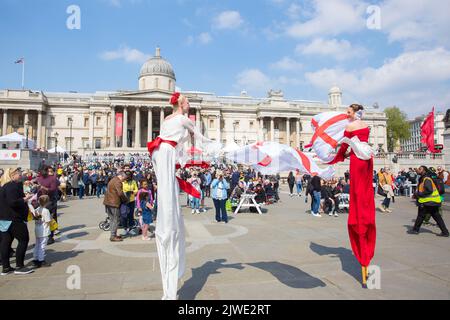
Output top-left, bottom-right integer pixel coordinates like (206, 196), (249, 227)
(431, 177), (446, 195)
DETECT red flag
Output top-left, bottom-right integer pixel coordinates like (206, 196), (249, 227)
(421, 108), (438, 153)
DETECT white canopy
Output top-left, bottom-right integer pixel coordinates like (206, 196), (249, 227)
(223, 140), (240, 153)
(48, 145), (67, 153)
(0, 132), (36, 150)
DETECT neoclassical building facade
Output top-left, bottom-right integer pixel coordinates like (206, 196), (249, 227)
(0, 48), (388, 155)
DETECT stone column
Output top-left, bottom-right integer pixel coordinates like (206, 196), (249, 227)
(160, 107), (165, 127)
(122, 106), (128, 148)
(270, 117), (275, 142)
(37, 111), (42, 148)
(104, 112), (109, 148)
(286, 118), (290, 147)
(148, 107), (153, 142)
(135, 106), (141, 148)
(217, 115), (221, 143)
(111, 106), (116, 148)
(2, 109), (8, 135)
(296, 119), (301, 149)
(259, 118), (264, 141)
(196, 108), (201, 129)
(89, 111), (94, 150)
(24, 111), (29, 136)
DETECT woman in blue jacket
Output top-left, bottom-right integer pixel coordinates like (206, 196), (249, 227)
(211, 171), (230, 223)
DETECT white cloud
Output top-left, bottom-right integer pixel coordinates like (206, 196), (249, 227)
(379, 0), (450, 49)
(100, 46), (150, 63)
(234, 68), (302, 96)
(285, 0), (368, 38)
(270, 57), (303, 72)
(297, 38), (368, 61)
(213, 11), (244, 30)
(305, 48), (450, 113)
(286, 3), (302, 20)
(185, 33), (213, 46)
(235, 69), (271, 93)
(198, 32), (212, 44)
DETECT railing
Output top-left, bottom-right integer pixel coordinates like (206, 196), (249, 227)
(375, 152), (443, 160)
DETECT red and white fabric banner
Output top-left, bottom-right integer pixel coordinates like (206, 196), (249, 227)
(305, 112), (350, 163)
(225, 141), (335, 179)
(115, 113), (123, 137)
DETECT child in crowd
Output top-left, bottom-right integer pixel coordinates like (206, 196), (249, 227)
(33, 195), (52, 268)
(139, 191), (154, 241)
(136, 179), (150, 234)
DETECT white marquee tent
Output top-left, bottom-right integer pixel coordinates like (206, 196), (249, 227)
(0, 132), (36, 150)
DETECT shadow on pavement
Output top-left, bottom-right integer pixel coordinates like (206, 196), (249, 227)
(58, 224), (87, 233)
(247, 261), (326, 289)
(178, 259), (245, 300)
(179, 259), (326, 300)
(309, 242), (361, 283)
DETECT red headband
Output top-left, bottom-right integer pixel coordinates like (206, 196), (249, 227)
(170, 92), (181, 106)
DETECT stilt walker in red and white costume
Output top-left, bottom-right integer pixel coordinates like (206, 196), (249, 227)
(327, 104), (376, 285)
(148, 92), (220, 300)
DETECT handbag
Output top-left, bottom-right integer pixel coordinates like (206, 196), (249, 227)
(50, 219), (58, 232)
(377, 185), (387, 197)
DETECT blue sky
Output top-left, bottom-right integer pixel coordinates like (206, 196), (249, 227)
(1, 0), (450, 117)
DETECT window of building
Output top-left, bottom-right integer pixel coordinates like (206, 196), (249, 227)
(96, 117), (101, 126)
(209, 119), (215, 129)
(18, 117), (24, 126)
(95, 138), (101, 149)
(50, 117), (55, 126)
(84, 117), (89, 127)
(168, 80), (172, 91)
(82, 138), (89, 149)
(249, 121), (254, 130)
(155, 78), (159, 89)
(67, 117), (73, 127)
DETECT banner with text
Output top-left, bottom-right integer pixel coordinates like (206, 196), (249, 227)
(0, 150), (21, 160)
(115, 113), (123, 137)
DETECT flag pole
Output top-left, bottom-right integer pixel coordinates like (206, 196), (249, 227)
(22, 59), (25, 90)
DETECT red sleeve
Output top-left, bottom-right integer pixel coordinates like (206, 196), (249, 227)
(327, 131), (351, 165)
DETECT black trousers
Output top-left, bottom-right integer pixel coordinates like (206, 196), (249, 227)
(1, 221), (29, 269)
(288, 184), (294, 194)
(413, 205), (449, 235)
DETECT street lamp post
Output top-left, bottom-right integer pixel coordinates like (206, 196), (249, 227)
(25, 121), (30, 149)
(54, 131), (59, 162)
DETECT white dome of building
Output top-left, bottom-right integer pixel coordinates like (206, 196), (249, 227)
(329, 86), (342, 94)
(328, 86), (342, 107)
(139, 47), (176, 91)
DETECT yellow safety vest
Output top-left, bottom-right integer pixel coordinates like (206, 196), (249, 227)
(418, 177), (442, 204)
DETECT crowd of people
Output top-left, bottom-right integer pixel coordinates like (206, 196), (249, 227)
(0, 157), (448, 276)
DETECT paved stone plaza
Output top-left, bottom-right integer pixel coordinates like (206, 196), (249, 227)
(1, 188), (449, 300)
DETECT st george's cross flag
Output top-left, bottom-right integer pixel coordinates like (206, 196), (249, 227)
(304, 112), (350, 163)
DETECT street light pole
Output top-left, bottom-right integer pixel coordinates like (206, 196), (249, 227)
(25, 121), (30, 149)
(54, 131), (59, 163)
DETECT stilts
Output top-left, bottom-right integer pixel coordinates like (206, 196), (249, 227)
(362, 266), (369, 285)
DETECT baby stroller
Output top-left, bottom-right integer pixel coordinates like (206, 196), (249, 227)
(336, 194), (350, 213)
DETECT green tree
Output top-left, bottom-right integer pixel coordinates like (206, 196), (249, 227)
(384, 106), (411, 152)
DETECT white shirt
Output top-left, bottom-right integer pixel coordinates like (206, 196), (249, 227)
(443, 171), (449, 182)
(35, 207), (51, 238)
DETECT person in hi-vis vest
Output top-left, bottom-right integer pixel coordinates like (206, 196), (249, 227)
(409, 166), (449, 237)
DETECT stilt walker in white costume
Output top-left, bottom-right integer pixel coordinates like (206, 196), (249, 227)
(147, 92), (220, 300)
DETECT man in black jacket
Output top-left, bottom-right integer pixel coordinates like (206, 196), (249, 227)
(0, 168), (34, 275)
